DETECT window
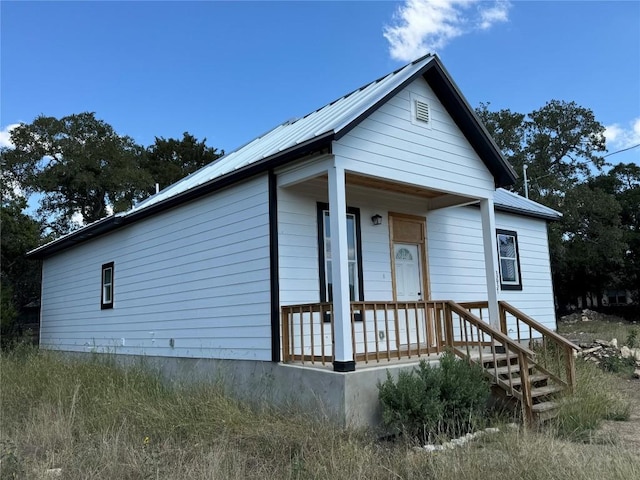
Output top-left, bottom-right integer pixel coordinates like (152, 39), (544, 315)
(496, 230), (522, 291)
(101, 262), (114, 309)
(317, 203), (364, 304)
(607, 290), (627, 305)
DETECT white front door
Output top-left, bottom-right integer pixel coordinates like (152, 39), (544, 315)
(394, 243), (423, 301)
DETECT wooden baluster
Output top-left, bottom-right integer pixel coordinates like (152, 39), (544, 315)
(565, 344), (576, 393)
(309, 305), (315, 364)
(415, 302), (421, 356)
(319, 304), (326, 365)
(282, 308), (290, 362)
(384, 305), (391, 361)
(518, 353), (533, 428)
(360, 303), (369, 363)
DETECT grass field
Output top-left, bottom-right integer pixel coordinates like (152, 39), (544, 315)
(1, 344), (639, 480)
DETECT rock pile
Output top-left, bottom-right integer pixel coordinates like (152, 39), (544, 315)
(577, 338), (640, 379)
(561, 309), (609, 324)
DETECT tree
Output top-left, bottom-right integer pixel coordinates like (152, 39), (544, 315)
(477, 100), (606, 207)
(143, 132), (223, 195)
(592, 163), (640, 301)
(0, 196), (43, 340)
(552, 183), (626, 308)
(1, 113), (150, 235)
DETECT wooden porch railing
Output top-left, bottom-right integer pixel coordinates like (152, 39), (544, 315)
(281, 301), (450, 366)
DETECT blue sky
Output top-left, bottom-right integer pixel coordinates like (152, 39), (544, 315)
(2, 1), (639, 170)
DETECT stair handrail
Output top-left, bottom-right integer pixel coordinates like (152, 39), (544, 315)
(498, 301), (580, 352)
(446, 301), (537, 358)
(498, 301), (580, 392)
(446, 301), (537, 426)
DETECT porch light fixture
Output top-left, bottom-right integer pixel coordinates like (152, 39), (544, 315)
(371, 214), (383, 226)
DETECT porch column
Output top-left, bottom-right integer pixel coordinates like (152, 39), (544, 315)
(480, 198), (501, 328)
(328, 162), (355, 372)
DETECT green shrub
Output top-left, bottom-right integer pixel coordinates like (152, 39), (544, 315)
(600, 355), (636, 376)
(378, 352), (490, 443)
(626, 328), (638, 349)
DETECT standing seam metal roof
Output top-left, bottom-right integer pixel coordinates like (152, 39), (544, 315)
(128, 55), (436, 214)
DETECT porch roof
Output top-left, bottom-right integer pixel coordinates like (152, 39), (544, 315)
(493, 188), (562, 221)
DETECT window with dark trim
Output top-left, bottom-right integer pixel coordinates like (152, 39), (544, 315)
(317, 203), (364, 313)
(496, 230), (522, 291)
(101, 262), (114, 309)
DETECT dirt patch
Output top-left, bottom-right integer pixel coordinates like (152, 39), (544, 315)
(558, 310), (640, 448)
(595, 378), (640, 449)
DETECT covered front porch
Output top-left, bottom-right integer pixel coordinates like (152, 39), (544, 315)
(276, 153), (505, 372)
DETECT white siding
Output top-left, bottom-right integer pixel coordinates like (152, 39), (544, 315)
(279, 181), (557, 330)
(40, 176), (272, 360)
(278, 179), (430, 305)
(428, 207), (557, 329)
(333, 77), (495, 199)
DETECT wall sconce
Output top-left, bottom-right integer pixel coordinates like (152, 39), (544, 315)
(371, 214), (383, 226)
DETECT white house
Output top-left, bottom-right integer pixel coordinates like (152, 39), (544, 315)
(29, 54), (573, 426)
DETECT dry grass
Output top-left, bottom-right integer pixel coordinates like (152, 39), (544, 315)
(557, 316), (639, 347)
(1, 345), (639, 480)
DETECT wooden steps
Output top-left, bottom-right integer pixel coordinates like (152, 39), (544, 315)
(474, 348), (567, 424)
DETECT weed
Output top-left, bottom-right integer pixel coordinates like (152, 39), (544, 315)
(1, 348), (639, 479)
(626, 328), (638, 348)
(599, 355), (636, 376)
(552, 358), (631, 441)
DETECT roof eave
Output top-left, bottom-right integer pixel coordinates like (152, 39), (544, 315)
(494, 204), (562, 222)
(28, 131), (335, 259)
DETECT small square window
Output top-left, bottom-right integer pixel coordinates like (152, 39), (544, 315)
(101, 262), (114, 309)
(496, 230), (522, 291)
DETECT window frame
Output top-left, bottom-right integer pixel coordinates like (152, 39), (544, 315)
(101, 262), (115, 309)
(496, 229), (522, 291)
(317, 202), (365, 305)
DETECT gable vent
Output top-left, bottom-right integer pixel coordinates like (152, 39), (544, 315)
(415, 100), (430, 123)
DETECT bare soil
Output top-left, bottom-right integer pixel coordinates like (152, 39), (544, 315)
(596, 377), (640, 449)
(558, 312), (640, 448)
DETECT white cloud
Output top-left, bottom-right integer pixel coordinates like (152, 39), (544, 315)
(383, 0), (511, 61)
(605, 117), (640, 150)
(478, 0), (510, 30)
(0, 123), (20, 148)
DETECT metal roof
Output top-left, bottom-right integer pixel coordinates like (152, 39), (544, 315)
(130, 55), (440, 213)
(494, 188), (562, 221)
(28, 54), (519, 259)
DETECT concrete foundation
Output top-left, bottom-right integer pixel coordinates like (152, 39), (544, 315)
(58, 352), (437, 428)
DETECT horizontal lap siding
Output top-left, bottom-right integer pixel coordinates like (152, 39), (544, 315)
(333, 77), (495, 199)
(278, 179), (431, 305)
(428, 207), (557, 330)
(40, 176), (272, 360)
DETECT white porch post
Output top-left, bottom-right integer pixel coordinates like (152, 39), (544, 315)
(328, 161), (355, 372)
(480, 198), (501, 328)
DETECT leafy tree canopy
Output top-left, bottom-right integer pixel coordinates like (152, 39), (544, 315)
(143, 132), (223, 196)
(477, 100), (606, 207)
(2, 112), (150, 235)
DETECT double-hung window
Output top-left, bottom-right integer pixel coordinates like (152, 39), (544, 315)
(317, 203), (364, 304)
(101, 262), (114, 309)
(496, 230), (522, 290)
